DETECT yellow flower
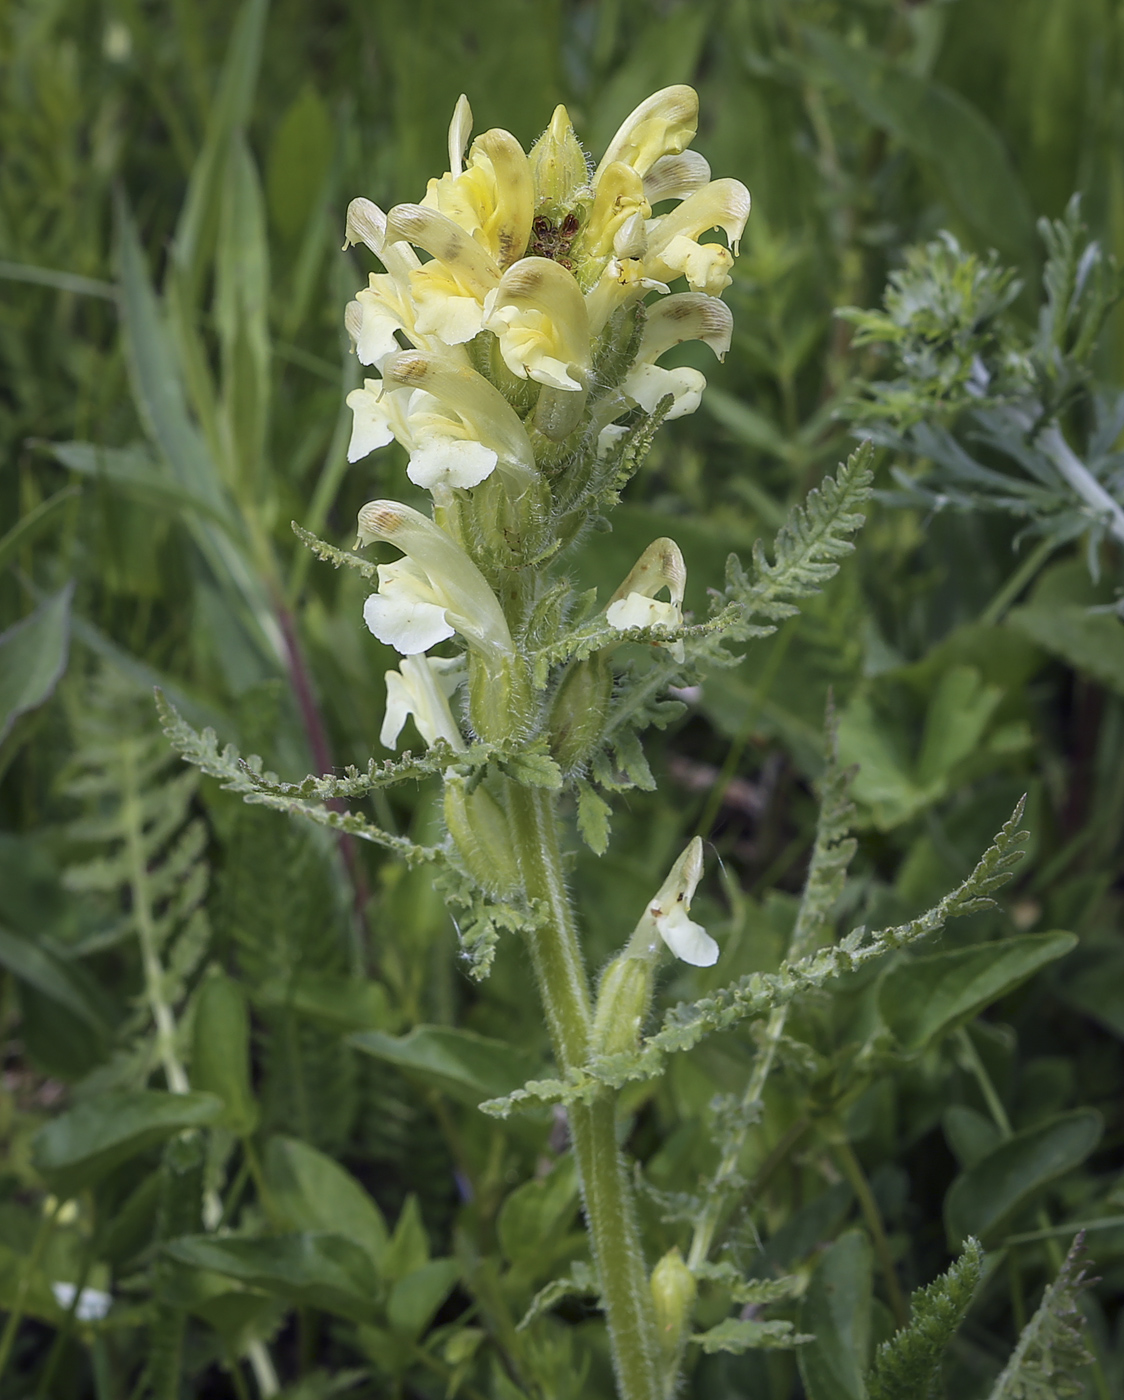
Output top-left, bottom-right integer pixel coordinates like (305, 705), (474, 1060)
(483, 257), (591, 392)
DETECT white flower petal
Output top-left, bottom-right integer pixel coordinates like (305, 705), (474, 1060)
(346, 386), (396, 462)
(356, 299), (404, 366)
(407, 436), (498, 490)
(597, 424), (628, 459)
(363, 591), (454, 655)
(606, 592), (681, 633)
(51, 1283), (113, 1322)
(380, 669), (413, 748)
(411, 289), (485, 344)
(654, 905), (718, 967)
(621, 363), (707, 419)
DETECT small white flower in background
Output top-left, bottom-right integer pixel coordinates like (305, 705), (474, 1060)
(52, 1282), (112, 1322)
(606, 537), (687, 660)
(381, 655), (466, 751)
(641, 837), (719, 967)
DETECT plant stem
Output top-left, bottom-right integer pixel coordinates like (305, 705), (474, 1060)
(506, 784), (661, 1400)
(121, 742), (190, 1095)
(0, 1199), (60, 1387)
(978, 535), (1058, 627)
(833, 1138), (910, 1329)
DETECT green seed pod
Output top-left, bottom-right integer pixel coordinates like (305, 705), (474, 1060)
(592, 954), (654, 1057)
(650, 1246), (697, 1365)
(444, 774), (519, 894)
(468, 651), (536, 746)
(548, 652), (613, 771)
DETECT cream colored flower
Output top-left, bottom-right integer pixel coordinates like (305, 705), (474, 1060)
(644, 179), (751, 293)
(633, 838), (718, 967)
(606, 537), (687, 660)
(483, 257), (591, 392)
(618, 292), (733, 420)
(357, 500), (512, 656)
(381, 655), (465, 750)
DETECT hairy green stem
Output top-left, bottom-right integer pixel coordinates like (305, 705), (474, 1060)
(506, 784), (662, 1400)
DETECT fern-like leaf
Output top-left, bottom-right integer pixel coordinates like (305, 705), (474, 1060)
(987, 1235), (1095, 1400)
(869, 1238), (983, 1400)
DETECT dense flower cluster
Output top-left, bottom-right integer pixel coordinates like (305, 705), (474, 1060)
(342, 87), (748, 964)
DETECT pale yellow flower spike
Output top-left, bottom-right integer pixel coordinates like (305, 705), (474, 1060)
(594, 84), (699, 181)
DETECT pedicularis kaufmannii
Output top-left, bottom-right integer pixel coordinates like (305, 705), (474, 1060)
(343, 90), (750, 1396)
(165, 86), (924, 1400)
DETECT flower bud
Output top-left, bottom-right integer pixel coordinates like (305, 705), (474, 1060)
(467, 650), (535, 746)
(447, 94), (473, 178)
(592, 954), (654, 1057)
(548, 652), (613, 771)
(444, 774), (520, 894)
(528, 105), (590, 213)
(627, 837), (718, 967)
(650, 1247), (697, 1364)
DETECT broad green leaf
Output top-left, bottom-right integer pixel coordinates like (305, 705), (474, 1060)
(350, 1024), (540, 1106)
(165, 1233), (380, 1324)
(257, 972), (391, 1033)
(945, 1110), (1104, 1245)
(264, 1136), (389, 1272)
(880, 932), (1076, 1053)
(837, 693), (926, 829)
(0, 585), (72, 744)
(0, 925), (106, 1032)
(1007, 603), (1124, 697)
(943, 1105), (1003, 1170)
(804, 28), (1035, 262)
(0, 1242), (67, 1325)
(191, 970), (259, 1135)
(48, 441), (234, 531)
(798, 1230), (872, 1400)
(1061, 953), (1124, 1039)
(266, 84), (334, 242)
(33, 1090), (223, 1196)
(387, 1258), (460, 1341)
(915, 666), (1004, 788)
(0, 485), (80, 574)
(383, 1195), (429, 1283)
(497, 1157), (579, 1266)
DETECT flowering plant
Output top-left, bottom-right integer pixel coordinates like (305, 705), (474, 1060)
(158, 88), (1034, 1400)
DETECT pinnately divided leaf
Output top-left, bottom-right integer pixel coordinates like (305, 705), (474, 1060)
(156, 692), (442, 864)
(987, 1234), (1095, 1400)
(869, 1238), (983, 1400)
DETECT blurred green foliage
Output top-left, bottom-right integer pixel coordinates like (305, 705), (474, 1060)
(0, 0), (1122, 1397)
